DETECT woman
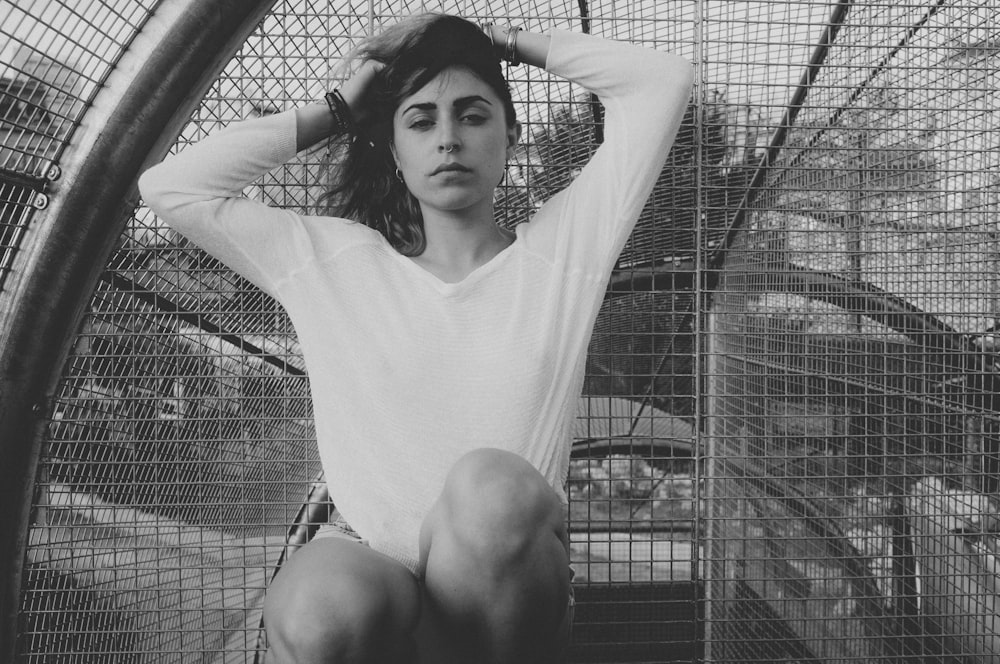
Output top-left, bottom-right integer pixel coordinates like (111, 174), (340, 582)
(139, 13), (692, 664)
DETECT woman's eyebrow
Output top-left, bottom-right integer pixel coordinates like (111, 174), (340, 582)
(454, 95), (493, 108)
(401, 95), (493, 115)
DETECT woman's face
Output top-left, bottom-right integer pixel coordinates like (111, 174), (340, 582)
(391, 66), (519, 217)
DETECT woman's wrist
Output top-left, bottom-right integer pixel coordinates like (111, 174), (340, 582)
(324, 89), (355, 135)
(482, 23), (521, 63)
(482, 23), (549, 68)
(504, 26), (523, 65)
(295, 102), (341, 151)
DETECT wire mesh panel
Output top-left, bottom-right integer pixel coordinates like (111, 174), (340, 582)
(15, 3), (329, 661)
(0, 179), (40, 288)
(11, 0), (699, 661)
(6, 0), (999, 662)
(0, 0), (154, 293)
(705, 0), (999, 661)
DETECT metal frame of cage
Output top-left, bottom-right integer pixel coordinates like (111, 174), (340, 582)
(1, 0), (997, 662)
(0, 2), (277, 657)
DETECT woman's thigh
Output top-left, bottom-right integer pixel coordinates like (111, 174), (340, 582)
(263, 537), (421, 663)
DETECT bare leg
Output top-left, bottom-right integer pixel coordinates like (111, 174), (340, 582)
(262, 538), (421, 664)
(417, 448), (572, 664)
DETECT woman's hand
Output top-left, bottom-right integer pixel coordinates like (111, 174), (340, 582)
(294, 59), (384, 152)
(338, 59), (385, 125)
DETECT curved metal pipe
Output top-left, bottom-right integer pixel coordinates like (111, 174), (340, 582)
(0, 0), (276, 656)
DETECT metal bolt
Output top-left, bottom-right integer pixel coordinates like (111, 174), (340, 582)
(32, 192), (49, 210)
(45, 163), (62, 181)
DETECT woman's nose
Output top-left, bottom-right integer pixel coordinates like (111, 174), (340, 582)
(437, 121), (461, 153)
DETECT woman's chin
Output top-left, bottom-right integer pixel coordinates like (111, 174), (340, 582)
(416, 189), (495, 216)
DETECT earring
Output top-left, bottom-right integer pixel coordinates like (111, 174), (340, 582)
(395, 167), (404, 183)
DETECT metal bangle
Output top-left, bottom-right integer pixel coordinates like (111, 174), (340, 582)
(481, 22), (496, 54)
(504, 26), (522, 66)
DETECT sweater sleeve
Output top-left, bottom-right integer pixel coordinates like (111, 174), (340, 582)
(522, 29), (694, 276)
(138, 109), (343, 297)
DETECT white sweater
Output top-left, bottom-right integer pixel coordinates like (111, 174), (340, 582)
(139, 29), (692, 573)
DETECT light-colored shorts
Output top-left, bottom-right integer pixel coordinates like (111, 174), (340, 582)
(313, 511), (369, 545)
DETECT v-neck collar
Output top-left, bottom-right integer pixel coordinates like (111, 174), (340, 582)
(386, 226), (521, 296)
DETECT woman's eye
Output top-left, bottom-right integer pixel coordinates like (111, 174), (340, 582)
(408, 118), (433, 130)
(461, 114), (487, 125)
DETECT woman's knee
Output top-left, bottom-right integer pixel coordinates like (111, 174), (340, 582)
(434, 448), (566, 557)
(263, 540), (420, 662)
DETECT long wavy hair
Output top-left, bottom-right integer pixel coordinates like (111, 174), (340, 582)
(319, 14), (517, 256)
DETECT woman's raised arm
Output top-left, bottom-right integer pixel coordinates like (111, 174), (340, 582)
(515, 27), (694, 275)
(137, 60), (385, 296)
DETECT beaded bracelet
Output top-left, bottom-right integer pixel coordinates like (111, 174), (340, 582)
(323, 88), (354, 135)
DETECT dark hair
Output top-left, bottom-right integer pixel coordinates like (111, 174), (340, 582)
(320, 13), (517, 256)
